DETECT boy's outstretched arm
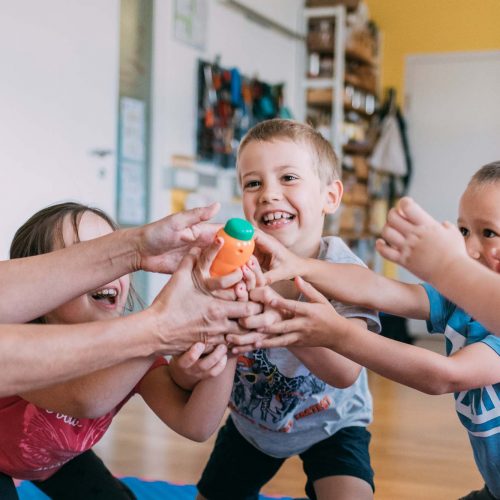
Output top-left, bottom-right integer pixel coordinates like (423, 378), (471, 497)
(250, 278), (500, 395)
(287, 320), (366, 389)
(377, 197), (500, 335)
(254, 230), (429, 320)
(139, 355), (236, 442)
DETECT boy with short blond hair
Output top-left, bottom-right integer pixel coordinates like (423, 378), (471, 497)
(196, 119), (380, 500)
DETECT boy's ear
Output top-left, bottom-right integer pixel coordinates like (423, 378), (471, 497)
(323, 179), (343, 214)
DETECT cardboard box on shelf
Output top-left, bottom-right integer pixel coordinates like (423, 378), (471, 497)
(307, 87), (333, 105)
(339, 204), (366, 237)
(346, 28), (377, 65)
(353, 155), (369, 179)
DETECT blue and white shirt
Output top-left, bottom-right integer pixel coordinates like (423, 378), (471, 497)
(424, 284), (500, 497)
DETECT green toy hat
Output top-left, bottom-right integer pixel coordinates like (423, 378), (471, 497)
(224, 218), (254, 241)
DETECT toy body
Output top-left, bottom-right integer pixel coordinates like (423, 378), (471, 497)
(210, 218), (255, 277)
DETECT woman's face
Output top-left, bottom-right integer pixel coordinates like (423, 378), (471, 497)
(44, 211), (130, 325)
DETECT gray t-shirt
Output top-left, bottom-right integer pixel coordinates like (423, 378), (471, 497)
(230, 236), (381, 458)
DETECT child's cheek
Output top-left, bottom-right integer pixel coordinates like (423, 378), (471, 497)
(494, 258), (500, 274)
(485, 247), (500, 273)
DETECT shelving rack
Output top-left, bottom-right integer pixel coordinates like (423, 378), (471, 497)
(301, 2), (383, 269)
(303, 5), (346, 161)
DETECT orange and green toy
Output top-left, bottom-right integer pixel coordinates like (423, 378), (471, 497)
(210, 218), (255, 277)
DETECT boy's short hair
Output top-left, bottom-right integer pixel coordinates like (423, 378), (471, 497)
(237, 119), (340, 184)
(469, 161), (500, 186)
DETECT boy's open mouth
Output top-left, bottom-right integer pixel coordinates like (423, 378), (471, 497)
(261, 211), (295, 227)
(91, 288), (118, 305)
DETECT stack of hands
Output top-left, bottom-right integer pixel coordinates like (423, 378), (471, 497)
(148, 195), (500, 388)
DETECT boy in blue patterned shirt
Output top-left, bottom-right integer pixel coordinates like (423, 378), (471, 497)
(239, 162), (500, 500)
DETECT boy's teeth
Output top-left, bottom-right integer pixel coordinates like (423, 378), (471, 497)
(263, 212), (292, 222)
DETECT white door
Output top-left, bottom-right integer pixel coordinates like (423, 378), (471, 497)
(405, 51), (500, 224)
(404, 51), (500, 336)
(0, 0), (119, 258)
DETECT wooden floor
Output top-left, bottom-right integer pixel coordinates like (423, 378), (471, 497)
(94, 340), (482, 499)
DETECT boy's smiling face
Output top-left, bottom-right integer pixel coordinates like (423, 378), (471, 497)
(458, 181), (500, 272)
(239, 138), (342, 257)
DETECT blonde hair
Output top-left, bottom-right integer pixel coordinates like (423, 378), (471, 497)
(237, 119), (340, 184)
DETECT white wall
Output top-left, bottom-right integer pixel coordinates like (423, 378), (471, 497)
(405, 51), (500, 225)
(404, 51), (500, 335)
(148, 0), (304, 299)
(0, 0), (119, 259)
(229, 0), (304, 34)
(0, 0), (303, 302)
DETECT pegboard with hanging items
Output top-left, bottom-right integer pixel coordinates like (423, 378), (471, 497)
(196, 58), (291, 169)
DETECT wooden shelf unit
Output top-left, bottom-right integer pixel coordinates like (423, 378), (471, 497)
(302, 3), (385, 270)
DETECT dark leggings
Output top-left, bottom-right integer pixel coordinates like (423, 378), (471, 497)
(32, 449), (136, 499)
(0, 472), (18, 499)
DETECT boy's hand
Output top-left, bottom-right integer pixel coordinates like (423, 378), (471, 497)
(254, 230), (305, 284)
(227, 279), (343, 350)
(237, 256), (267, 301)
(169, 342), (229, 391)
(227, 277), (349, 348)
(229, 286), (288, 353)
(376, 197), (466, 282)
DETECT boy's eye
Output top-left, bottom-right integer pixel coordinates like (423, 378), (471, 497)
(243, 180), (261, 189)
(483, 229), (498, 238)
(459, 227), (469, 237)
(282, 174), (298, 182)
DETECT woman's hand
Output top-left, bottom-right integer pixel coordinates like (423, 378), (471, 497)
(149, 252), (262, 356)
(135, 203), (222, 274)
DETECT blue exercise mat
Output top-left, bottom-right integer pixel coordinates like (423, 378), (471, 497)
(17, 477), (295, 499)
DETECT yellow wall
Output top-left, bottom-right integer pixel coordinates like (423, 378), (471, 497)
(365, 0), (500, 102)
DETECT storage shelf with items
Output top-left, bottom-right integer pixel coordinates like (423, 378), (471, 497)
(303, 1), (379, 151)
(303, 1), (387, 270)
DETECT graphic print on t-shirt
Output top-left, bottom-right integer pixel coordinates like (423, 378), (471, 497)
(20, 405), (112, 473)
(231, 350), (326, 431)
